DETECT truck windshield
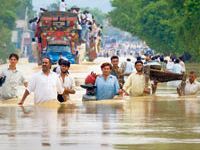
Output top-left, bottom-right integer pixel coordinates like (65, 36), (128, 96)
(47, 45), (71, 52)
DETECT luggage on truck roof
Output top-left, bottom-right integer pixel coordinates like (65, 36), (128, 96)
(40, 11), (77, 18)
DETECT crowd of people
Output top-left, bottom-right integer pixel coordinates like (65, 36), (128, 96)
(0, 2), (199, 104)
(0, 53), (76, 104)
(0, 52), (200, 105)
(68, 7), (103, 54)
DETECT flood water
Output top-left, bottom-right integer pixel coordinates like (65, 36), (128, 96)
(1, 58), (200, 150)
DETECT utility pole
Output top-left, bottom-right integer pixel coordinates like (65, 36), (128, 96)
(21, 7), (29, 57)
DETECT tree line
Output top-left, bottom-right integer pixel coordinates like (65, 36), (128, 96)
(109, 0), (200, 61)
(0, 0), (33, 63)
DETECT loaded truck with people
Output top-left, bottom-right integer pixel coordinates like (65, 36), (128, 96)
(30, 8), (102, 65)
(31, 11), (80, 64)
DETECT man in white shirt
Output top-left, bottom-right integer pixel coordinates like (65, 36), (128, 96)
(59, 0), (67, 12)
(166, 58), (174, 72)
(18, 57), (65, 105)
(177, 71), (200, 96)
(122, 58), (135, 81)
(179, 56), (186, 73)
(58, 60), (75, 102)
(169, 59), (184, 87)
(0, 53), (27, 99)
(123, 60), (150, 96)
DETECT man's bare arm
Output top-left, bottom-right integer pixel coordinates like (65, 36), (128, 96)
(18, 89), (30, 105)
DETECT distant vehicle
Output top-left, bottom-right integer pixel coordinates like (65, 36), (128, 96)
(32, 11), (80, 65)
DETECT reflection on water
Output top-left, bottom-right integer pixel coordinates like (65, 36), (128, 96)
(1, 94), (200, 149)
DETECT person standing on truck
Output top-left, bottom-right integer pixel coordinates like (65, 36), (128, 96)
(59, 0), (67, 12)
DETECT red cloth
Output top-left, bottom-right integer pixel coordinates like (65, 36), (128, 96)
(85, 72), (97, 85)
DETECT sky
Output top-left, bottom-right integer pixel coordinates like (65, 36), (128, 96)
(32, 0), (113, 13)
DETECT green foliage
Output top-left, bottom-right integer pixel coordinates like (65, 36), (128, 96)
(1, 10), (16, 29)
(48, 3), (59, 11)
(0, 0), (34, 63)
(109, 0), (200, 61)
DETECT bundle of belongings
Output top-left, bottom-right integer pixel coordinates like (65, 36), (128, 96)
(0, 76), (6, 87)
(57, 94), (65, 103)
(81, 72), (97, 101)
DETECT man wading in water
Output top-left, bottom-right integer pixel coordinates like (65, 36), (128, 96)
(18, 57), (69, 105)
(57, 60), (75, 102)
(123, 60), (151, 96)
(0, 53), (27, 100)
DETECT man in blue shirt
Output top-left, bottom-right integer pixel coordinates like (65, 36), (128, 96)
(95, 62), (122, 100)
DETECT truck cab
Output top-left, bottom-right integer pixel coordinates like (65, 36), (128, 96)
(34, 11), (80, 64)
(43, 45), (76, 64)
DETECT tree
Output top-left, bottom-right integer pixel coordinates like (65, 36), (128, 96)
(0, 0), (34, 62)
(109, 0), (200, 61)
(48, 3), (59, 11)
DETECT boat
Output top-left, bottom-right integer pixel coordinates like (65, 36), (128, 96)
(149, 69), (186, 82)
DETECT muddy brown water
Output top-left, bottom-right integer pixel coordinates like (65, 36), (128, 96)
(0, 58), (200, 150)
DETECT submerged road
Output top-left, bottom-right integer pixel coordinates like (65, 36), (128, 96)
(0, 58), (200, 150)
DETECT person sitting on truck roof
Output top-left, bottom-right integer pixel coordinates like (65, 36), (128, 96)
(70, 7), (80, 14)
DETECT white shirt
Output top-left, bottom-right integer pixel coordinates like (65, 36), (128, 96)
(166, 61), (174, 72)
(55, 66), (61, 74)
(123, 72), (149, 96)
(179, 61), (186, 72)
(172, 63), (183, 74)
(59, 74), (75, 99)
(27, 71), (64, 103)
(1, 68), (27, 99)
(124, 61), (135, 74)
(86, 13), (93, 23)
(183, 80), (200, 95)
(59, 2), (67, 11)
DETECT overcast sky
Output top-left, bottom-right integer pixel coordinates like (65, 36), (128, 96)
(32, 0), (112, 13)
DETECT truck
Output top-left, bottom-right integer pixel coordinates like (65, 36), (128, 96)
(33, 11), (81, 64)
